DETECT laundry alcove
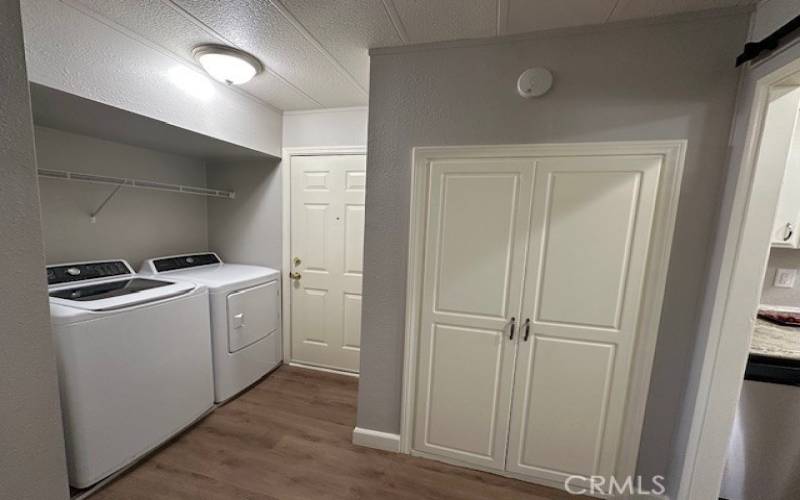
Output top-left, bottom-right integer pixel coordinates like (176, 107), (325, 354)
(30, 84), (281, 271)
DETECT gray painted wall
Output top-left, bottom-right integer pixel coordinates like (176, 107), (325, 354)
(750, 0), (800, 40)
(207, 160), (282, 269)
(357, 10), (749, 488)
(36, 126), (209, 268)
(282, 107), (368, 149)
(0, 1), (69, 498)
(761, 248), (800, 307)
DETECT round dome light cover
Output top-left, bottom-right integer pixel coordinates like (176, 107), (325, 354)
(193, 45), (263, 85)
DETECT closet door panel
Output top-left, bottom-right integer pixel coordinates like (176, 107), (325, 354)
(536, 170), (641, 328)
(413, 158), (535, 470)
(426, 323), (505, 455)
(518, 337), (615, 476)
(507, 155), (661, 484)
(434, 173), (519, 318)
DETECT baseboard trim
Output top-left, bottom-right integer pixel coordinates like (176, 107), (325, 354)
(352, 427), (401, 453)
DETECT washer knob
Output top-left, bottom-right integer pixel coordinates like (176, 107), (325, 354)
(67, 267), (81, 276)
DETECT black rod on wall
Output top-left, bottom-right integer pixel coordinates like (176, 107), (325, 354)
(737, 14), (800, 66)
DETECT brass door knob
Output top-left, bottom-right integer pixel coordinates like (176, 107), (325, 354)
(289, 271), (302, 280)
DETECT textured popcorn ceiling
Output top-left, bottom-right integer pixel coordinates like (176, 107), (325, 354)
(66, 0), (755, 110)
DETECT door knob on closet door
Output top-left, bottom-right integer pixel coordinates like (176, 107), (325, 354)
(289, 271), (302, 280)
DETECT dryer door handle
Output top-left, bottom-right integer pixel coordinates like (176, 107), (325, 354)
(233, 313), (245, 329)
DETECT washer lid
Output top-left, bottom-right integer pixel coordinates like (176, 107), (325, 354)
(48, 277), (195, 311)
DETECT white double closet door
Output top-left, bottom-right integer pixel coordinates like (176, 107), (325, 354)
(412, 153), (662, 487)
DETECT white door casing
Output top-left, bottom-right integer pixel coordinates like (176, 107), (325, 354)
(401, 142), (685, 493)
(412, 158), (535, 469)
(290, 154), (366, 372)
(506, 155), (661, 487)
(676, 54), (800, 499)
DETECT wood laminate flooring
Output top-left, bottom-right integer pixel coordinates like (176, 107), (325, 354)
(93, 365), (586, 500)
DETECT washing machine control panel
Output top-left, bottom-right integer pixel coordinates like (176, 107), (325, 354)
(47, 261), (132, 285)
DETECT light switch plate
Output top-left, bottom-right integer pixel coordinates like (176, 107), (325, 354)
(774, 268), (797, 288)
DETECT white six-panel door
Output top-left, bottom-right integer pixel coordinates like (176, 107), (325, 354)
(506, 155), (661, 486)
(290, 154), (366, 372)
(410, 149), (673, 491)
(412, 159), (535, 469)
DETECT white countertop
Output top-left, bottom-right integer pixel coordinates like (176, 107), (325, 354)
(752, 318), (800, 360)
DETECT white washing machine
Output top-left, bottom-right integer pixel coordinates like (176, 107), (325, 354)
(140, 253), (282, 402)
(47, 260), (214, 488)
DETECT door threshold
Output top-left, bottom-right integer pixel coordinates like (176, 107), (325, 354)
(289, 361), (359, 377)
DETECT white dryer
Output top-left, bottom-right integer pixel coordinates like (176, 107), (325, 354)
(140, 253), (282, 402)
(47, 260), (214, 488)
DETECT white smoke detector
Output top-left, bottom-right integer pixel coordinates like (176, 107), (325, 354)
(517, 67), (553, 98)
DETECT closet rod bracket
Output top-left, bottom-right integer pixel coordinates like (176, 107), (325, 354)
(89, 182), (126, 223)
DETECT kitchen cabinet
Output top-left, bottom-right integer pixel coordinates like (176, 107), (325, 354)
(769, 87), (800, 248)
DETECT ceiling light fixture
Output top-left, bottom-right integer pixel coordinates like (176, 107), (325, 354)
(193, 44), (263, 86)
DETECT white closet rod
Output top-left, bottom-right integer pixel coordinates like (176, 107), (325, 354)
(37, 168), (235, 199)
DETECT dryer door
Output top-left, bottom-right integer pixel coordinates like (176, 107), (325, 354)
(227, 280), (279, 353)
